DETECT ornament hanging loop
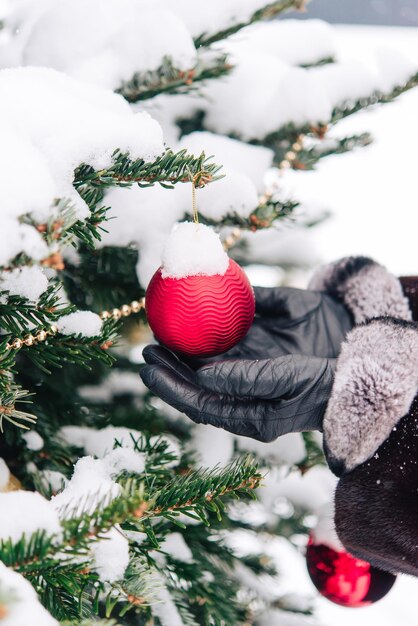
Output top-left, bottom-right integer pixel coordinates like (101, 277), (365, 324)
(186, 166), (204, 226)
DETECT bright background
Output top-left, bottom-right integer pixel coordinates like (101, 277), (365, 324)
(288, 22), (418, 626)
(297, 26), (418, 277)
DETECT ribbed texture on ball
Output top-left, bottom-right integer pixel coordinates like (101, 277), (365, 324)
(146, 259), (255, 357)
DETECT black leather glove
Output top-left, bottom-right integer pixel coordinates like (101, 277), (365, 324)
(140, 345), (336, 441)
(192, 286), (353, 366)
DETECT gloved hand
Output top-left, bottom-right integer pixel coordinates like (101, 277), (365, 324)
(140, 345), (336, 441)
(194, 286), (353, 364)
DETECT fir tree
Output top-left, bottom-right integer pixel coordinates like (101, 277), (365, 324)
(0, 1), (416, 625)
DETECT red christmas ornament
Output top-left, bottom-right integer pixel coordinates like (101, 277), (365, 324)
(146, 258), (255, 357)
(306, 536), (396, 607)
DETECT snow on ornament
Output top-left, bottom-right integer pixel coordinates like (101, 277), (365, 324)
(145, 222), (255, 357)
(306, 535), (396, 607)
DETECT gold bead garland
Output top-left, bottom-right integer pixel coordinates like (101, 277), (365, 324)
(5, 300), (146, 353)
(6, 324), (58, 351)
(99, 298), (145, 322)
(222, 227), (242, 250)
(4, 227), (243, 353)
(278, 134), (304, 170)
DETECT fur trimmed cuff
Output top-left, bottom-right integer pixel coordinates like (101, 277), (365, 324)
(323, 317), (418, 476)
(309, 256), (412, 324)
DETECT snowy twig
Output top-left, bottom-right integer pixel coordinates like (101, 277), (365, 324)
(194, 0), (308, 48)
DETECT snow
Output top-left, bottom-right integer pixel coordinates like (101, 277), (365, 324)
(56, 311), (102, 337)
(288, 29), (418, 621)
(22, 430), (44, 451)
(0, 219), (49, 269)
(151, 571), (185, 626)
(229, 19), (336, 67)
(244, 264), (284, 287)
(100, 136), (262, 286)
(161, 222), (229, 278)
(99, 184), (186, 286)
(59, 425), (179, 468)
(150, 435), (181, 468)
(161, 0), (279, 39)
(236, 226), (320, 269)
(17, 0), (196, 91)
(286, 25), (418, 278)
(79, 370), (147, 402)
(201, 29), (418, 140)
(161, 532), (193, 563)
(258, 610), (316, 626)
(258, 466), (337, 513)
(103, 448), (146, 476)
(0, 562), (59, 626)
(0, 126), (56, 220)
(197, 171), (259, 221)
(203, 50), (292, 140)
(177, 131), (273, 192)
(91, 526), (130, 583)
(105, 371), (148, 396)
(236, 432), (306, 466)
(189, 425), (234, 468)
(0, 491), (61, 543)
(0, 458), (10, 491)
(0, 266), (48, 303)
(60, 425), (145, 457)
(310, 502), (343, 552)
(0, 66), (164, 222)
(51, 456), (121, 517)
(38, 470), (67, 494)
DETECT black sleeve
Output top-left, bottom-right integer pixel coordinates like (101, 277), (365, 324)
(334, 404), (418, 577)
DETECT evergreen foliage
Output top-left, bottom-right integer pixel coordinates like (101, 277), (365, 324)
(0, 1), (416, 625)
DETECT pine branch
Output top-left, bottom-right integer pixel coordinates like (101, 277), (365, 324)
(194, 0), (308, 48)
(21, 198), (79, 249)
(63, 246), (141, 313)
(22, 318), (119, 375)
(258, 70), (418, 145)
(34, 563), (96, 622)
(300, 56), (335, 69)
(298, 432), (326, 474)
(58, 458), (261, 556)
(185, 196), (299, 231)
(241, 195), (299, 230)
(157, 538), (250, 626)
(331, 70), (418, 123)
(0, 284), (70, 337)
(271, 133), (373, 170)
(0, 383), (36, 432)
(117, 52), (232, 102)
(61, 620), (121, 626)
(145, 457), (262, 522)
(73, 148), (222, 208)
(67, 205), (109, 250)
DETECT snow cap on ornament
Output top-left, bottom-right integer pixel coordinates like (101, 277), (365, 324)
(145, 222), (255, 357)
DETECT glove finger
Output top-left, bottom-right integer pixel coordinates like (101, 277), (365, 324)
(141, 363), (250, 423)
(140, 363), (264, 431)
(197, 355), (303, 399)
(254, 286), (321, 320)
(142, 345), (196, 383)
(141, 364), (312, 441)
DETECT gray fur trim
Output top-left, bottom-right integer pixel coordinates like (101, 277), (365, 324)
(324, 318), (418, 475)
(309, 256), (412, 323)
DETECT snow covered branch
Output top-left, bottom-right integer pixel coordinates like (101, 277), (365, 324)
(73, 148), (222, 198)
(117, 52), (232, 102)
(193, 0), (308, 48)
